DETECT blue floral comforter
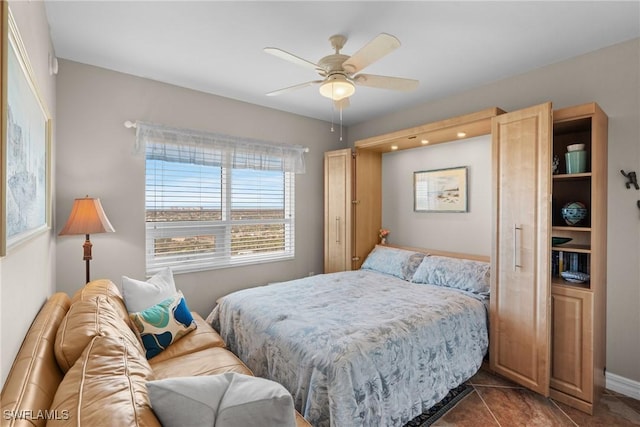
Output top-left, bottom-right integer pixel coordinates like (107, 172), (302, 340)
(209, 270), (488, 427)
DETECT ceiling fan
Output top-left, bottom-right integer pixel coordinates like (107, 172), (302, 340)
(264, 33), (419, 106)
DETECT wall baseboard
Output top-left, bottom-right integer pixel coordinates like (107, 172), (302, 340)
(606, 372), (640, 400)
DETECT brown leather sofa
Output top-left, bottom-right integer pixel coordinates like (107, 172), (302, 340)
(1, 279), (311, 427)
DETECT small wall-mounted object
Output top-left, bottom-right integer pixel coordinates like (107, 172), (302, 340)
(48, 53), (58, 76)
(620, 170), (639, 190)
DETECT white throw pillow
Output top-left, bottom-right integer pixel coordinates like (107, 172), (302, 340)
(121, 267), (177, 313)
(147, 373), (297, 427)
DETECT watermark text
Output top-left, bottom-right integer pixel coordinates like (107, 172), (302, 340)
(3, 410), (70, 421)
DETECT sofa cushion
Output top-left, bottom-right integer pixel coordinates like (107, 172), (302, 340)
(146, 312), (225, 364)
(48, 334), (160, 427)
(55, 296), (144, 373)
(149, 346), (253, 379)
(295, 412), (311, 426)
(71, 279), (131, 327)
(129, 291), (197, 359)
(122, 267), (177, 313)
(147, 373), (296, 427)
(0, 293), (71, 427)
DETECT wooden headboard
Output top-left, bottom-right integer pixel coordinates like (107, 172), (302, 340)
(386, 243), (490, 263)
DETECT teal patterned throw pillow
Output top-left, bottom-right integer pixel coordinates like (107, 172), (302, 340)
(129, 291), (196, 359)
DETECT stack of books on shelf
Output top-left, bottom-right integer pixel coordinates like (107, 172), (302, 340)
(551, 250), (590, 277)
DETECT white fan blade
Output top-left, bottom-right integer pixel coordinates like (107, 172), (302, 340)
(264, 47), (321, 71)
(266, 80), (322, 96)
(354, 74), (419, 91)
(334, 97), (350, 109)
(342, 33), (400, 74)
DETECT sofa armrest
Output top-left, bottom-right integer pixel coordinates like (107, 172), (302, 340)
(1, 293), (71, 427)
(295, 412), (312, 427)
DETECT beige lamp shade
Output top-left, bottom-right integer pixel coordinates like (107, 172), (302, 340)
(59, 197), (115, 236)
(59, 196), (115, 284)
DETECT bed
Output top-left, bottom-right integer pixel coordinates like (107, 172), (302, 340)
(208, 245), (490, 427)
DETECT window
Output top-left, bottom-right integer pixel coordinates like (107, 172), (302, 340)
(139, 123), (304, 274)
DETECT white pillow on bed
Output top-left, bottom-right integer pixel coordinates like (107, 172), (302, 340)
(360, 245), (426, 281)
(147, 373), (296, 427)
(411, 255), (490, 296)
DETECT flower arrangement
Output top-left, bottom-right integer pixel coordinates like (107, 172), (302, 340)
(379, 228), (390, 244)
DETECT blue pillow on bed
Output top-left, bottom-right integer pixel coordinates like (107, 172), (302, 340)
(411, 255), (490, 296)
(360, 245), (426, 281)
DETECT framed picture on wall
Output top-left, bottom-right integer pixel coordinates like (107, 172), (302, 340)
(0, 1), (6, 256)
(1, 5), (52, 256)
(414, 166), (468, 212)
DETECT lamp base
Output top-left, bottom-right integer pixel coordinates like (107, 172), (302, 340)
(83, 234), (92, 284)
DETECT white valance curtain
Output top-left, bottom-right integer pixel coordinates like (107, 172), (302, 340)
(135, 121), (307, 174)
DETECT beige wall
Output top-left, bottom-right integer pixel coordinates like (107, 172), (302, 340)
(350, 38), (640, 386)
(54, 60), (346, 317)
(0, 1), (57, 385)
(381, 135), (492, 255)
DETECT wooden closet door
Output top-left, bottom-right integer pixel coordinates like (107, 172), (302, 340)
(324, 149), (352, 273)
(352, 150), (381, 270)
(490, 103), (552, 395)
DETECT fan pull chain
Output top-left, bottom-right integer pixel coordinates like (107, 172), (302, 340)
(339, 105), (343, 141)
(328, 100), (343, 142)
(330, 101), (335, 133)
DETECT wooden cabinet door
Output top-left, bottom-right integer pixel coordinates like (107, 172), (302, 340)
(352, 150), (382, 269)
(324, 149), (352, 273)
(490, 103), (552, 395)
(550, 285), (594, 403)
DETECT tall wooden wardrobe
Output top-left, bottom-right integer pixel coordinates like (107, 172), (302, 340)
(323, 148), (381, 273)
(491, 102), (608, 414)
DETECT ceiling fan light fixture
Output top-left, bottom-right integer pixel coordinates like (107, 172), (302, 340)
(319, 75), (355, 101)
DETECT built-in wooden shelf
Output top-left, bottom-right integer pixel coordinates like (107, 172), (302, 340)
(354, 107), (505, 153)
(552, 243), (590, 253)
(552, 226), (591, 232)
(552, 279), (591, 290)
(553, 172), (591, 181)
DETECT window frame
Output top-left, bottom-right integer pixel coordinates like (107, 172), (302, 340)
(145, 162), (295, 275)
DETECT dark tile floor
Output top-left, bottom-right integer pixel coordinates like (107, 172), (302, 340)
(434, 368), (640, 426)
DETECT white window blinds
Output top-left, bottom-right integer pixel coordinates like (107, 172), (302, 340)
(138, 122), (305, 274)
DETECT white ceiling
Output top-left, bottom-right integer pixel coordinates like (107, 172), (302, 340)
(44, 1), (640, 126)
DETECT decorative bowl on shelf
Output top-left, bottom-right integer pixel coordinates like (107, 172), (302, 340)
(561, 201), (587, 226)
(552, 154), (560, 174)
(567, 143), (585, 152)
(561, 271), (590, 283)
(552, 237), (572, 246)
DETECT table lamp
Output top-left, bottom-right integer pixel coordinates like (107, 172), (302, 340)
(59, 196), (115, 283)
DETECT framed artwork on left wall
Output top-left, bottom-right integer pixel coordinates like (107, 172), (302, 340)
(1, 5), (52, 256)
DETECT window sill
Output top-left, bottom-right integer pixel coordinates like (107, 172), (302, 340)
(147, 253), (295, 276)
